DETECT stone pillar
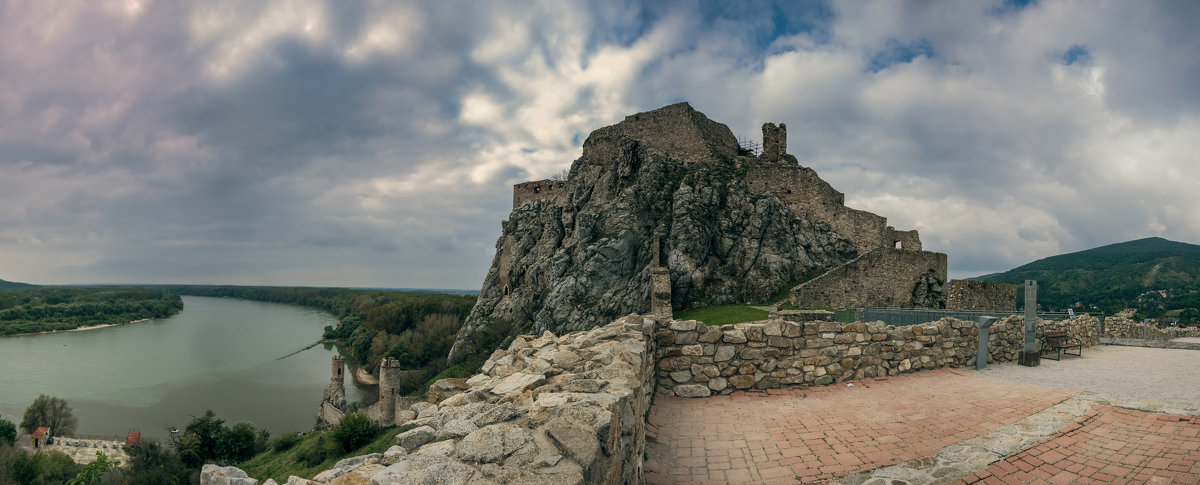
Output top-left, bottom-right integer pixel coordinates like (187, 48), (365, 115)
(976, 316), (998, 370)
(761, 123), (786, 162)
(650, 267), (672, 320)
(1019, 280), (1040, 367)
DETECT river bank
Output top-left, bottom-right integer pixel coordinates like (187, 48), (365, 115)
(0, 296), (362, 441)
(1, 318), (154, 338)
(354, 366), (379, 385)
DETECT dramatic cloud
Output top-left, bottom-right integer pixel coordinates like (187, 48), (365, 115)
(1, 0), (1197, 286)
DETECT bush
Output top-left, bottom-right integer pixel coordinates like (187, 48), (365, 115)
(0, 416), (16, 447)
(9, 450), (79, 484)
(124, 442), (191, 485)
(331, 413), (378, 453)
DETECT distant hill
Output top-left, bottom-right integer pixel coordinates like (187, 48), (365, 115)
(976, 237), (1200, 320)
(0, 278), (35, 290)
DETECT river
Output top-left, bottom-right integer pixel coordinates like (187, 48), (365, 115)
(0, 296), (376, 442)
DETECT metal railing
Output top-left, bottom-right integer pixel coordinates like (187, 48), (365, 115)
(850, 308), (1081, 327)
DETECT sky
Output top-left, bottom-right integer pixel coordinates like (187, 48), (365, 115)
(2, 0), (1198, 288)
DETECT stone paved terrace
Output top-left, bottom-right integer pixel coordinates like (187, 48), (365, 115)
(645, 343), (1200, 484)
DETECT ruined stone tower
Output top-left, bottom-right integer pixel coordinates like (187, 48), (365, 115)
(315, 355), (347, 429)
(375, 357), (403, 425)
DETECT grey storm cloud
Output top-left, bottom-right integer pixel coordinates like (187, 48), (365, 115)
(1, 0), (1198, 288)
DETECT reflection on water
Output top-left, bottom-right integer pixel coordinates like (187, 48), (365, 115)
(0, 296), (372, 441)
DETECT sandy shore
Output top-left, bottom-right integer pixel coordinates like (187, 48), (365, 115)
(355, 366), (379, 385)
(976, 342), (1200, 404)
(5, 318), (153, 338)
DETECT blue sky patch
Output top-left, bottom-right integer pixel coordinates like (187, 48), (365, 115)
(867, 38), (936, 72)
(1063, 44), (1091, 65)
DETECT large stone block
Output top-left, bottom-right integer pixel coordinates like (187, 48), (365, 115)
(728, 375), (755, 389)
(742, 324), (765, 342)
(673, 384), (711, 397)
(714, 346), (736, 362)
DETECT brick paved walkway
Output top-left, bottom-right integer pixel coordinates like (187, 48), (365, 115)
(959, 405), (1200, 484)
(645, 368), (1080, 484)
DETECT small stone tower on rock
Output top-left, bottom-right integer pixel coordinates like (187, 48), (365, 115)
(316, 355), (347, 429)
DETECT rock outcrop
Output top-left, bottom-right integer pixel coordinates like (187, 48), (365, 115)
(226, 316), (658, 485)
(450, 103), (861, 362)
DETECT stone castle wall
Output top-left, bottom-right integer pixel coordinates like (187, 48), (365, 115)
(947, 280), (1017, 311)
(512, 179), (567, 209)
(886, 227), (922, 251)
(654, 314), (1100, 397)
(583, 102), (740, 165)
(791, 248), (948, 309)
(744, 164), (897, 254)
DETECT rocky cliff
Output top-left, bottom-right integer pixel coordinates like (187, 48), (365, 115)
(449, 103), (862, 363)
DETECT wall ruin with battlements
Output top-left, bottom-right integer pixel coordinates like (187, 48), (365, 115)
(512, 179), (567, 209)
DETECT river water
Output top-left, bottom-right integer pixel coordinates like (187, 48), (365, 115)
(0, 296), (375, 441)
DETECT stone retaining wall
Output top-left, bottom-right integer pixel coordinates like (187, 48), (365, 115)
(654, 314), (1100, 397)
(1103, 316), (1200, 340)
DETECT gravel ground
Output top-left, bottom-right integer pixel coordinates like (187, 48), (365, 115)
(1176, 337), (1200, 344)
(974, 343), (1200, 404)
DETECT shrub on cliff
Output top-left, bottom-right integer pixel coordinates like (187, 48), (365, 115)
(331, 413), (378, 453)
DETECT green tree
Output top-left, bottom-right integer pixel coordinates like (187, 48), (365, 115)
(218, 422), (265, 464)
(331, 412), (378, 452)
(177, 411), (224, 468)
(66, 451), (123, 485)
(176, 411), (267, 467)
(19, 395), (77, 436)
(0, 414), (17, 446)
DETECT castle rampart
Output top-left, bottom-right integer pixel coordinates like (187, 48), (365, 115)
(791, 248), (947, 309)
(744, 163), (916, 254)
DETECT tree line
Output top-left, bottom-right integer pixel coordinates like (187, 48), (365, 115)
(0, 287), (183, 336)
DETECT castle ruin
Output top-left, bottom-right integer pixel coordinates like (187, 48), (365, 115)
(316, 356), (422, 429)
(500, 103), (1013, 315)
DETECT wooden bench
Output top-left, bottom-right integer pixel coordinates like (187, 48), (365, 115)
(1041, 330), (1082, 360)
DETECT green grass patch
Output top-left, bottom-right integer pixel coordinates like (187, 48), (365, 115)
(239, 426), (402, 483)
(410, 363), (468, 397)
(673, 304), (769, 326)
